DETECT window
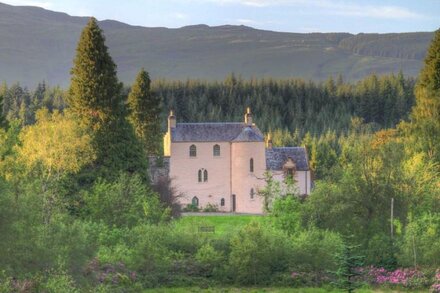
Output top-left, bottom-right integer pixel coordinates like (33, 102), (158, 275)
(213, 144), (220, 156)
(192, 196), (199, 207)
(286, 168), (294, 178)
(220, 198), (225, 206)
(198, 169), (208, 182)
(189, 144), (197, 157)
(250, 188), (255, 199)
(250, 158), (254, 172)
(204, 169), (208, 182)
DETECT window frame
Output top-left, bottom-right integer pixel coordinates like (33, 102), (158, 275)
(189, 144), (197, 157)
(250, 158), (254, 172)
(213, 144), (221, 156)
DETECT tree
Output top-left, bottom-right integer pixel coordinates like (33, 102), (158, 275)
(0, 92), (6, 129)
(128, 69), (162, 155)
(334, 238), (365, 293)
(68, 17), (122, 131)
(68, 18), (147, 178)
(18, 109), (95, 224)
(410, 29), (440, 165)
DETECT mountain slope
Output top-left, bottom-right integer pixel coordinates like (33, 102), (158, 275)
(0, 2), (434, 86)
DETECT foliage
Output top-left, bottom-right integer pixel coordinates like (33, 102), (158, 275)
(398, 213), (440, 267)
(82, 172), (169, 227)
(68, 17), (147, 179)
(290, 228), (344, 273)
(333, 240), (365, 293)
(228, 222), (291, 285)
(17, 109), (95, 223)
(410, 29), (440, 166)
(128, 68), (162, 155)
(152, 176), (182, 218)
(271, 195), (302, 235)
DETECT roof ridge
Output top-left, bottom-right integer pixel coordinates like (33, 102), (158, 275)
(177, 122), (244, 125)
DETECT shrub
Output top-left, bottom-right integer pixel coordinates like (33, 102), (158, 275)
(290, 228), (343, 273)
(82, 172), (169, 227)
(228, 221), (291, 285)
(202, 203), (219, 212)
(183, 204), (199, 212)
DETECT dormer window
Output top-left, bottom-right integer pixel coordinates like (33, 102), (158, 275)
(189, 144), (197, 157)
(213, 144), (220, 156)
(283, 157), (296, 179)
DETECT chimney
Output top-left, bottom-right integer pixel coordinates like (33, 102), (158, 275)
(244, 107), (252, 126)
(267, 133), (273, 149)
(168, 110), (176, 129)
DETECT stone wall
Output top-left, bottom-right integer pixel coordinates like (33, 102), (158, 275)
(148, 156), (170, 184)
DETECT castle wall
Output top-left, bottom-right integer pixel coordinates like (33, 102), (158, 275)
(169, 141), (231, 211)
(231, 141), (266, 214)
(271, 170), (312, 195)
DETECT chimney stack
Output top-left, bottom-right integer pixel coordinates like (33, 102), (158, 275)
(244, 107), (253, 126)
(267, 133), (273, 149)
(168, 110), (176, 129)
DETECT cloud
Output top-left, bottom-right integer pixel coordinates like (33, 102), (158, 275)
(203, 0), (424, 19)
(236, 18), (257, 24)
(2, 0), (53, 9)
(173, 12), (189, 20)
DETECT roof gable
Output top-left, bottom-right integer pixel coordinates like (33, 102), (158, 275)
(266, 147), (309, 171)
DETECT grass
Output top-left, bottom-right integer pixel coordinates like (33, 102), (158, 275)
(143, 287), (427, 293)
(173, 214), (266, 236)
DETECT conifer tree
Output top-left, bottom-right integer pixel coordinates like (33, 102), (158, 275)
(128, 69), (162, 155)
(68, 18), (147, 178)
(68, 17), (122, 130)
(0, 93), (6, 129)
(410, 29), (440, 164)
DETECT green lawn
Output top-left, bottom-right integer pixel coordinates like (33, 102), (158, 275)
(173, 214), (266, 236)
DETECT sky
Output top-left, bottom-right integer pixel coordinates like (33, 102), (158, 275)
(2, 0), (439, 33)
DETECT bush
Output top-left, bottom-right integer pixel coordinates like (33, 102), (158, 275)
(290, 228), (343, 274)
(183, 204), (199, 212)
(228, 221), (291, 285)
(202, 203), (219, 212)
(82, 172), (169, 227)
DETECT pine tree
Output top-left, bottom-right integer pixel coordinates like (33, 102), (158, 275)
(68, 17), (122, 130)
(410, 29), (440, 164)
(334, 238), (365, 293)
(128, 68), (162, 155)
(0, 92), (6, 129)
(68, 18), (147, 178)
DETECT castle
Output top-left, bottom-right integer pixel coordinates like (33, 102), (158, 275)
(163, 108), (312, 214)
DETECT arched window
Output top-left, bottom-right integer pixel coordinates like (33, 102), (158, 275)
(192, 196), (199, 207)
(220, 198), (225, 206)
(198, 169), (202, 182)
(189, 144), (197, 157)
(213, 144), (220, 156)
(204, 169), (208, 182)
(250, 188), (255, 199)
(250, 158), (254, 172)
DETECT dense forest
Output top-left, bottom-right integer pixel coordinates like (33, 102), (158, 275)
(0, 18), (439, 292)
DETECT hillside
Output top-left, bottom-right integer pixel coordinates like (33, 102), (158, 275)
(0, 2), (434, 86)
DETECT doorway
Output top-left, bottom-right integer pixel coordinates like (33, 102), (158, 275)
(232, 194), (236, 212)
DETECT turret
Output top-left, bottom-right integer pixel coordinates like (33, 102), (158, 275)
(244, 107), (252, 126)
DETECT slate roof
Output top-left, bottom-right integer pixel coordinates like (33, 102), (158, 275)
(171, 122), (264, 142)
(266, 147), (309, 171)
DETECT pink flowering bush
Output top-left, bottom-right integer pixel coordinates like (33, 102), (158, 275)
(360, 266), (432, 289)
(430, 269), (440, 292)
